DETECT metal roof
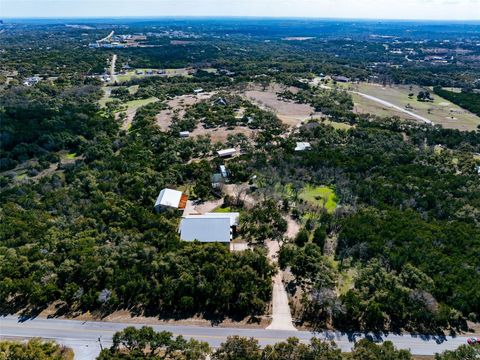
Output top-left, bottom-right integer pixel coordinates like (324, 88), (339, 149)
(294, 142), (312, 151)
(217, 148), (236, 157)
(155, 188), (183, 208)
(179, 217), (232, 243)
(203, 212), (239, 226)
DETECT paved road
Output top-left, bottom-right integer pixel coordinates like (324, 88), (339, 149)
(352, 91), (434, 125)
(0, 315), (469, 359)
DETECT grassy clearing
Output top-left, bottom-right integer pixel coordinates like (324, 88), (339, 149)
(128, 85), (139, 94)
(299, 185), (337, 214)
(14, 172), (27, 181)
(124, 97), (158, 111)
(321, 120), (353, 130)
(213, 206), (233, 213)
(338, 268), (357, 296)
(98, 87), (113, 108)
(340, 82), (480, 131)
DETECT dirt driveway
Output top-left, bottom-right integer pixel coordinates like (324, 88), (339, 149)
(266, 239), (297, 331)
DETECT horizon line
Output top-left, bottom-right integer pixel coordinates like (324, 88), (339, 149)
(2, 15), (480, 23)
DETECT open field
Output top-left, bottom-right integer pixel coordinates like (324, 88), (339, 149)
(123, 97), (158, 110)
(299, 185), (338, 214)
(242, 84), (321, 127)
(338, 82), (480, 131)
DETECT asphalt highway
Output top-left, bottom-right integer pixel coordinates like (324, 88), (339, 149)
(0, 315), (469, 359)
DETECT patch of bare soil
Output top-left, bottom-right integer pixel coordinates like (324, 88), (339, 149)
(323, 235), (338, 257)
(38, 306), (268, 328)
(155, 92), (215, 131)
(190, 125), (258, 143)
(283, 215), (300, 239)
(222, 183), (256, 209)
(241, 84), (321, 127)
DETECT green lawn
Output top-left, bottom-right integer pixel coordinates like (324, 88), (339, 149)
(213, 206), (232, 213)
(124, 97), (158, 110)
(299, 185), (338, 213)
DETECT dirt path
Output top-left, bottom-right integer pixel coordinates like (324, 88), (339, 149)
(266, 239), (297, 331)
(222, 184), (256, 209)
(109, 54), (117, 83)
(284, 215), (300, 239)
(183, 199), (223, 216)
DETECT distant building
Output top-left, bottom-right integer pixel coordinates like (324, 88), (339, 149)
(211, 173), (224, 189)
(214, 97), (229, 106)
(154, 188), (188, 212)
(23, 76), (40, 86)
(179, 213), (239, 243)
(211, 165), (229, 188)
(219, 165), (228, 178)
(193, 88), (204, 94)
(332, 75), (351, 83)
(295, 142), (312, 151)
(179, 131), (190, 138)
(217, 148), (236, 158)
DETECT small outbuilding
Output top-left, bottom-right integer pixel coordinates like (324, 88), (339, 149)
(219, 165), (228, 178)
(217, 148), (236, 158)
(179, 131), (190, 138)
(295, 142), (312, 151)
(332, 75), (351, 83)
(154, 188), (188, 212)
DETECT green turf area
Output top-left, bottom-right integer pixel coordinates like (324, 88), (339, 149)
(299, 185), (337, 213)
(213, 206), (232, 213)
(65, 153), (77, 159)
(321, 120), (353, 130)
(124, 97), (158, 110)
(128, 85), (139, 94)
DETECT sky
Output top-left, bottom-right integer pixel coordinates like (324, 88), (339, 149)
(2, 0), (480, 20)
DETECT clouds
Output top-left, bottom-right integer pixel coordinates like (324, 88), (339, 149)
(3, 0), (480, 20)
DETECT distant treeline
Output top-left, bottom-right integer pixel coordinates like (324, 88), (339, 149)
(433, 86), (480, 118)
